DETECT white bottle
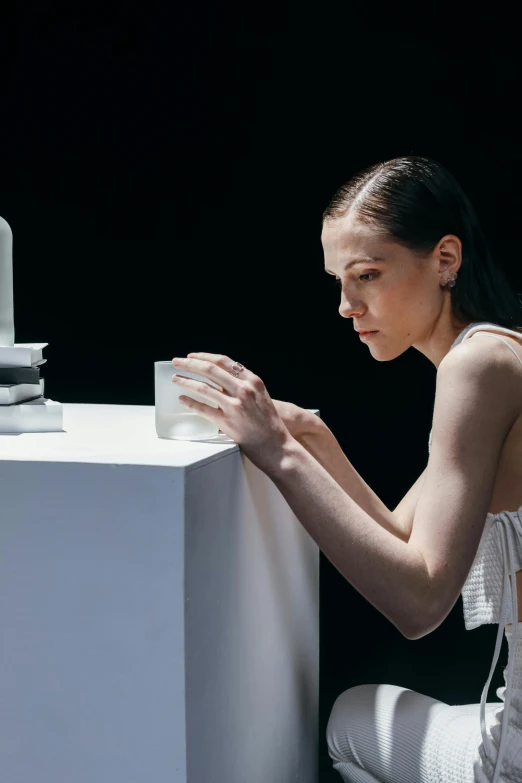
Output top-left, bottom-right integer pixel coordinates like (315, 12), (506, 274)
(0, 216), (15, 347)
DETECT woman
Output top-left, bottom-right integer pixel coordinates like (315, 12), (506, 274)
(170, 156), (522, 782)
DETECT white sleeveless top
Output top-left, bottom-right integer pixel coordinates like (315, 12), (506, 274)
(428, 321), (522, 782)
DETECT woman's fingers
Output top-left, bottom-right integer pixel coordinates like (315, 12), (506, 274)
(187, 352), (247, 374)
(172, 356), (236, 391)
(173, 353), (252, 395)
(172, 374), (223, 402)
(186, 351), (232, 368)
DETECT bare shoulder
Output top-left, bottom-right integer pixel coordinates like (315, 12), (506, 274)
(440, 330), (522, 387)
(436, 334), (521, 439)
(434, 336), (520, 456)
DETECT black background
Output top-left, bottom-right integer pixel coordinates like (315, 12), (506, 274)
(1, 4), (520, 780)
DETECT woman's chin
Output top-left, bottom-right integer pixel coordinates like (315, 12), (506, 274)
(366, 341), (405, 362)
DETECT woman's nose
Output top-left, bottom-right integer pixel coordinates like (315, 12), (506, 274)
(338, 292), (363, 320)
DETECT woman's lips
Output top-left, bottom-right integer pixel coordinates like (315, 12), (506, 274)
(359, 331), (379, 341)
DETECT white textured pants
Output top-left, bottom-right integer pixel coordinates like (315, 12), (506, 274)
(326, 683), (503, 783)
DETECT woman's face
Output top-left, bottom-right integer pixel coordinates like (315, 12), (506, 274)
(321, 214), (459, 362)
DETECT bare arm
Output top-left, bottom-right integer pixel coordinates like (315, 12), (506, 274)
(295, 413), (421, 543)
(267, 434), (431, 638)
(264, 339), (518, 639)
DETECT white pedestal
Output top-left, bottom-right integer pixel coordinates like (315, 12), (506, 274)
(0, 404), (319, 783)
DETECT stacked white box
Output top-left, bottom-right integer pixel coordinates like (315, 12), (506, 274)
(0, 216), (63, 432)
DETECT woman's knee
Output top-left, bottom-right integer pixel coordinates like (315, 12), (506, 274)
(326, 683), (380, 764)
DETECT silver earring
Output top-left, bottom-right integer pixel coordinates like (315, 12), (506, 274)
(441, 272), (458, 288)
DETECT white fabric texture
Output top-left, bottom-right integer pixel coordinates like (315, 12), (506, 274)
(328, 322), (522, 782)
(326, 623), (522, 782)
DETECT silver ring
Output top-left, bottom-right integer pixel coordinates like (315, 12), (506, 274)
(231, 362), (245, 377)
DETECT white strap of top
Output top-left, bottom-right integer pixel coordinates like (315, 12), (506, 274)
(469, 331), (522, 368)
(478, 511), (520, 782)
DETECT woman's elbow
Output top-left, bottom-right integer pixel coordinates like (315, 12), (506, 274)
(401, 621), (433, 641)
(398, 591), (450, 640)
(400, 601), (450, 640)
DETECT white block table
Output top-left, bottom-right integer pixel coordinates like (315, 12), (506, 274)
(0, 404), (319, 783)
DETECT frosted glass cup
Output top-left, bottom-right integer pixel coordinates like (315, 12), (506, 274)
(154, 361), (221, 441)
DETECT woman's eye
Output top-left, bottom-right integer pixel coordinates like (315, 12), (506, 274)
(333, 272), (378, 287)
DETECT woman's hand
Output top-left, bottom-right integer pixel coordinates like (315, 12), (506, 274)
(171, 352), (293, 473)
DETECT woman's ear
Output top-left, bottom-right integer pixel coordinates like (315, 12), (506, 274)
(436, 234), (462, 277)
